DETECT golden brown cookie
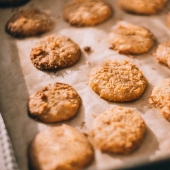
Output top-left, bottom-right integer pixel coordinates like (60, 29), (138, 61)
(30, 35), (81, 71)
(28, 82), (81, 123)
(63, 0), (113, 26)
(149, 78), (170, 121)
(90, 106), (146, 154)
(5, 8), (55, 38)
(109, 21), (155, 54)
(28, 124), (94, 170)
(119, 0), (167, 15)
(167, 13), (170, 30)
(154, 41), (170, 68)
(0, 0), (29, 7)
(89, 60), (147, 102)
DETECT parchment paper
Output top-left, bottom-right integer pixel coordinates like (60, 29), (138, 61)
(1, 0), (170, 170)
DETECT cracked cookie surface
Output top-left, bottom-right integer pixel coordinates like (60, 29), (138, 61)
(109, 21), (155, 54)
(119, 0), (167, 15)
(89, 60), (147, 102)
(90, 106), (146, 154)
(28, 82), (81, 123)
(154, 41), (170, 68)
(28, 124), (94, 170)
(63, 0), (113, 26)
(5, 8), (55, 38)
(30, 35), (81, 70)
(149, 78), (170, 121)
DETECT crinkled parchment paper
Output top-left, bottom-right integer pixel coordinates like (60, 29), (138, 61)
(1, 0), (170, 170)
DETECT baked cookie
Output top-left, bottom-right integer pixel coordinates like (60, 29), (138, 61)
(90, 106), (146, 154)
(167, 13), (170, 30)
(0, 0), (29, 7)
(63, 0), (113, 26)
(30, 35), (81, 70)
(28, 82), (81, 123)
(119, 0), (167, 15)
(109, 21), (155, 54)
(28, 124), (94, 170)
(89, 60), (147, 102)
(154, 41), (170, 68)
(149, 78), (170, 121)
(5, 8), (55, 38)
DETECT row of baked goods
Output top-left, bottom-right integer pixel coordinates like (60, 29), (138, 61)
(27, 58), (170, 170)
(1, 0), (168, 15)
(2, 0), (170, 170)
(4, 6), (170, 68)
(4, 0), (170, 37)
(28, 106), (146, 170)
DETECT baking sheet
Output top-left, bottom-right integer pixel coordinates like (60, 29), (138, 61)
(1, 0), (170, 170)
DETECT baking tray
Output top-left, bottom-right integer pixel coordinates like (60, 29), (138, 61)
(1, 0), (170, 170)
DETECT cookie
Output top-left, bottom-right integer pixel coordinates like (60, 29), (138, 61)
(149, 78), (170, 121)
(167, 13), (170, 30)
(119, 0), (167, 15)
(90, 106), (146, 154)
(89, 60), (147, 102)
(5, 8), (55, 38)
(154, 41), (170, 68)
(28, 82), (81, 123)
(30, 35), (81, 71)
(28, 124), (94, 170)
(109, 21), (155, 54)
(0, 0), (29, 7)
(63, 0), (113, 26)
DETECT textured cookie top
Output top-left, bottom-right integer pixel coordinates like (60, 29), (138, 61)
(89, 60), (147, 102)
(154, 41), (170, 68)
(28, 83), (81, 123)
(30, 35), (81, 70)
(167, 13), (170, 29)
(28, 124), (94, 170)
(119, 0), (167, 15)
(109, 21), (155, 54)
(63, 0), (112, 26)
(5, 8), (55, 38)
(90, 106), (146, 154)
(149, 78), (170, 121)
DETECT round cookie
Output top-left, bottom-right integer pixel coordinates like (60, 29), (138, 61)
(119, 0), (167, 15)
(167, 13), (170, 30)
(89, 60), (147, 102)
(30, 35), (81, 71)
(0, 0), (29, 7)
(90, 106), (146, 154)
(109, 21), (155, 54)
(149, 78), (170, 121)
(63, 0), (113, 26)
(28, 124), (94, 170)
(154, 41), (170, 68)
(28, 82), (81, 123)
(5, 8), (55, 38)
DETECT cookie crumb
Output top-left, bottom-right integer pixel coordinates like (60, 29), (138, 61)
(84, 46), (93, 53)
(92, 114), (97, 118)
(127, 55), (134, 59)
(80, 121), (86, 129)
